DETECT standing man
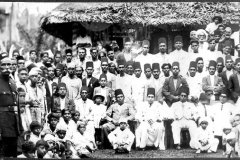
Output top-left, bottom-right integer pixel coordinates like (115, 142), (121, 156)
(116, 37), (133, 64)
(100, 57), (116, 90)
(82, 61), (100, 100)
(152, 37), (169, 65)
(0, 54), (23, 157)
(229, 58), (240, 103)
(90, 47), (101, 78)
(152, 63), (165, 101)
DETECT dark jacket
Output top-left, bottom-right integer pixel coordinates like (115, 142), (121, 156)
(82, 77), (100, 100)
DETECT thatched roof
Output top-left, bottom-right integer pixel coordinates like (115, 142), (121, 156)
(40, 2), (239, 46)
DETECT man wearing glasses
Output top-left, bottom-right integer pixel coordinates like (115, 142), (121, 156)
(162, 61), (189, 106)
(0, 53), (23, 157)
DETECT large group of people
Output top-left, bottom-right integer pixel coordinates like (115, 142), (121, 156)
(0, 15), (240, 158)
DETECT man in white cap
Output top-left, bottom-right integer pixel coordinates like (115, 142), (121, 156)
(61, 62), (82, 100)
(135, 88), (171, 150)
(190, 117), (219, 153)
(108, 118), (135, 153)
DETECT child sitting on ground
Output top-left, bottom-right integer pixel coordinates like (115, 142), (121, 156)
(29, 121), (42, 145)
(108, 118), (135, 154)
(17, 141), (36, 158)
(191, 117), (219, 154)
(222, 123), (237, 158)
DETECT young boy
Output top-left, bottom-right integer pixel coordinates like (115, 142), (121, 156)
(17, 141), (36, 158)
(35, 139), (49, 159)
(29, 121), (42, 145)
(191, 117), (219, 153)
(92, 93), (107, 147)
(93, 73), (112, 106)
(222, 123), (237, 158)
(108, 118), (135, 154)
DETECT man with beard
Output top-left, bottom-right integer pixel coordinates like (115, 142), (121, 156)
(52, 82), (75, 112)
(161, 63), (172, 79)
(218, 27), (235, 56)
(61, 63), (82, 100)
(162, 62), (189, 106)
(152, 63), (165, 101)
(37, 52), (49, 68)
(0, 53), (23, 157)
(116, 37), (133, 64)
(125, 61), (134, 76)
(107, 47), (117, 66)
(99, 57), (116, 90)
(218, 55), (235, 100)
(75, 65), (84, 80)
(135, 40), (153, 70)
(168, 35), (189, 76)
(82, 61), (100, 100)
(152, 37), (169, 65)
(202, 60), (224, 101)
(186, 61), (202, 103)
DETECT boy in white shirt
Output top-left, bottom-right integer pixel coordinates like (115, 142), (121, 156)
(108, 118), (135, 153)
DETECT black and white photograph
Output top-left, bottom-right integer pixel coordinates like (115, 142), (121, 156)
(0, 1), (239, 159)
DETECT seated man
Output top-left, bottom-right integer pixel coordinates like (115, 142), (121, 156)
(135, 88), (171, 150)
(108, 118), (135, 154)
(171, 86), (197, 150)
(101, 89), (135, 148)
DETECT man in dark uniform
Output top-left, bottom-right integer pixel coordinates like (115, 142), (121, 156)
(0, 53), (23, 157)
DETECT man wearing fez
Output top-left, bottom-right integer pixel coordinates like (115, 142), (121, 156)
(135, 88), (170, 150)
(229, 58), (240, 103)
(186, 61), (202, 103)
(82, 61), (100, 100)
(102, 89), (135, 148)
(216, 57), (225, 75)
(53, 82), (75, 112)
(171, 86), (197, 150)
(202, 60), (224, 101)
(100, 57), (116, 90)
(169, 35), (189, 76)
(143, 63), (154, 101)
(0, 53), (23, 157)
(152, 37), (169, 65)
(135, 40), (154, 71)
(116, 59), (133, 105)
(152, 63), (165, 102)
(61, 63), (82, 100)
(219, 55), (234, 100)
(74, 86), (95, 142)
(162, 61), (189, 106)
(131, 61), (145, 105)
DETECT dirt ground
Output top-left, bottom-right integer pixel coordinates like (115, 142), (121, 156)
(90, 148), (225, 158)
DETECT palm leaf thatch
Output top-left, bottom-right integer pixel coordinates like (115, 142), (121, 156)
(40, 2), (239, 46)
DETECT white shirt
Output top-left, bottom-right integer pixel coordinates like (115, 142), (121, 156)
(226, 69), (234, 80)
(74, 98), (94, 121)
(209, 74), (215, 87)
(205, 22), (220, 35)
(135, 53), (153, 71)
(60, 98), (66, 110)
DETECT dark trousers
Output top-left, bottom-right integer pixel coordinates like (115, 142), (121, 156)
(0, 137), (18, 157)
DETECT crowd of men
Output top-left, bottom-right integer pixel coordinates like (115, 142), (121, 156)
(0, 15), (240, 158)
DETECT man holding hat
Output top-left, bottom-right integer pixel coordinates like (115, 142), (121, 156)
(229, 58), (240, 103)
(135, 40), (154, 71)
(152, 37), (169, 65)
(100, 57), (116, 90)
(202, 60), (224, 100)
(0, 54), (23, 157)
(101, 89), (135, 148)
(171, 86), (197, 150)
(169, 35), (189, 76)
(53, 82), (75, 112)
(162, 61), (189, 106)
(186, 61), (202, 102)
(82, 61), (100, 100)
(152, 63), (165, 101)
(61, 62), (82, 100)
(131, 61), (145, 105)
(135, 88), (171, 150)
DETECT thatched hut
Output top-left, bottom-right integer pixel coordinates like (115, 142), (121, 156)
(40, 2), (239, 53)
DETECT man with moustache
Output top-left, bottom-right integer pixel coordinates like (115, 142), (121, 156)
(152, 37), (169, 65)
(0, 53), (23, 157)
